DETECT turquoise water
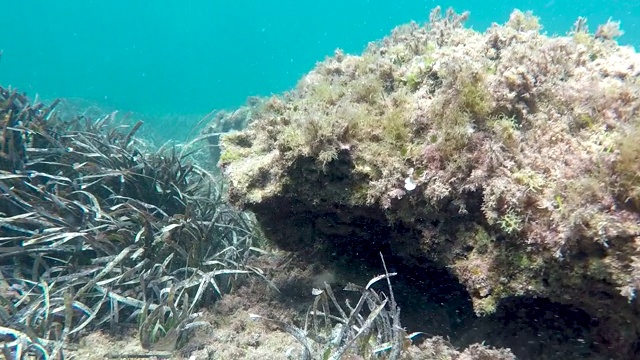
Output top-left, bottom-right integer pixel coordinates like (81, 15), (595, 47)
(1, 1), (638, 139)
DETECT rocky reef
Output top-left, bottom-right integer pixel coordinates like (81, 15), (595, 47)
(217, 8), (640, 358)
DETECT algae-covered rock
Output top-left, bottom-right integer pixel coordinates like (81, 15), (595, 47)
(219, 8), (640, 356)
(201, 96), (264, 167)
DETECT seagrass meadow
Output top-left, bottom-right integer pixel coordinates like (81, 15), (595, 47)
(0, 86), (268, 358)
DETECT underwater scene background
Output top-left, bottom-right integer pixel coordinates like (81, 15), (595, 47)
(1, 0), (638, 140)
(2, 1), (640, 359)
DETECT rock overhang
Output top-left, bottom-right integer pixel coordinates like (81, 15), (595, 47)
(216, 8), (640, 357)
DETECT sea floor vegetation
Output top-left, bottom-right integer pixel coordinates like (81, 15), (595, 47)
(0, 86), (266, 358)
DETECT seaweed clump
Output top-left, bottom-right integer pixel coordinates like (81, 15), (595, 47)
(217, 7), (640, 358)
(0, 87), (264, 358)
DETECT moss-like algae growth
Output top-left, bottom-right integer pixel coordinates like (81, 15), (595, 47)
(614, 119), (640, 210)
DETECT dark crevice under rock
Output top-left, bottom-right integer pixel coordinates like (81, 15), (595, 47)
(249, 195), (633, 359)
